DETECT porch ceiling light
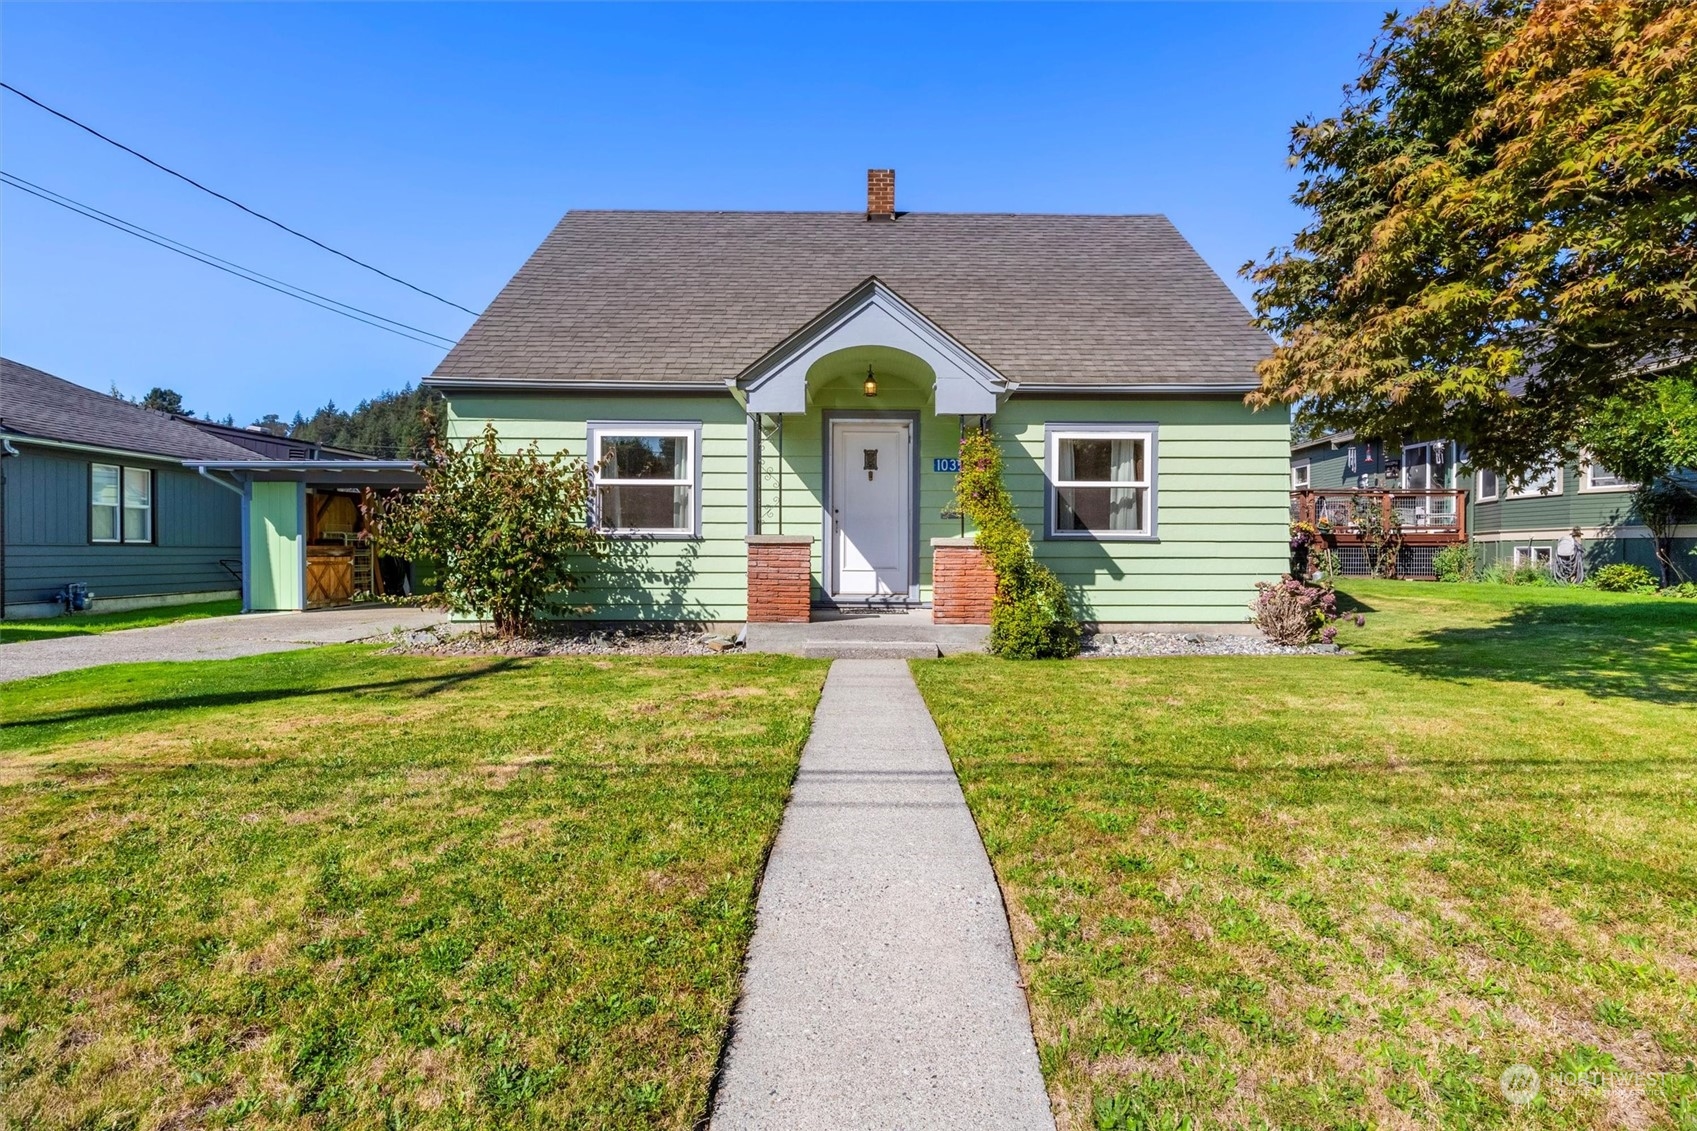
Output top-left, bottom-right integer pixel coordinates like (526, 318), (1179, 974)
(863, 364), (878, 398)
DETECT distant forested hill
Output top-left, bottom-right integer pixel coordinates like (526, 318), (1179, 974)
(273, 384), (444, 458)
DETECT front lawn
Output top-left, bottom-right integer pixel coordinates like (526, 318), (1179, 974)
(1, 598), (242, 643)
(0, 648), (827, 1128)
(915, 581), (1697, 1130)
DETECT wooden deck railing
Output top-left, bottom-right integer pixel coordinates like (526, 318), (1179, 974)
(1290, 488), (1468, 544)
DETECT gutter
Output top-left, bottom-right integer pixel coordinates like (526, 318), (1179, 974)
(420, 378), (1264, 398)
(0, 431), (244, 464)
(196, 466), (247, 496)
(1008, 382), (1262, 395)
(422, 376), (729, 394)
(0, 437), (13, 619)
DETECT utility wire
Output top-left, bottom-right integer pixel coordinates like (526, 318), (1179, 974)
(4, 171), (458, 345)
(3, 172), (458, 349)
(1, 81), (481, 317)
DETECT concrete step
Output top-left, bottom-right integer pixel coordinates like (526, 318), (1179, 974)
(800, 641), (943, 659)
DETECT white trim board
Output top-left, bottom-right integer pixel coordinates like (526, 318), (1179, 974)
(738, 277), (1007, 415)
(1470, 526), (1697, 542)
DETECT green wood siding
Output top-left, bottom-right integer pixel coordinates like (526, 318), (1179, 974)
(248, 481), (303, 612)
(999, 397), (1289, 623)
(1469, 458), (1638, 535)
(447, 394), (751, 622)
(3, 444), (242, 607)
(448, 387), (1290, 625)
(755, 372), (962, 601)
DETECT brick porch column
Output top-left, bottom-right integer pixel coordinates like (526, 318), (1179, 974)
(931, 536), (995, 625)
(746, 535), (814, 624)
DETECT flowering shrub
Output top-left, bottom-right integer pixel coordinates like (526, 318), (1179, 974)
(1289, 521), (1320, 550)
(1252, 576), (1362, 646)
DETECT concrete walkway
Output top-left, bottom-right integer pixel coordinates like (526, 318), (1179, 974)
(711, 660), (1054, 1131)
(744, 609), (989, 658)
(0, 605), (446, 682)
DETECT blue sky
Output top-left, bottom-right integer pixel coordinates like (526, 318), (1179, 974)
(2, 2), (1388, 424)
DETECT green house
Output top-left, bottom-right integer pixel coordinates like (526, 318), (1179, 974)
(425, 172), (1289, 629)
(1292, 432), (1690, 576)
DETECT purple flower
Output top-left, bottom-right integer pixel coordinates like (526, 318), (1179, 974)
(1354, 614), (1366, 627)
(1320, 626), (1338, 644)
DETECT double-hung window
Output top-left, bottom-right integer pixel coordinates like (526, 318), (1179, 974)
(1507, 464), (1563, 499)
(588, 423), (699, 537)
(91, 463), (153, 544)
(1474, 468), (1501, 503)
(1581, 453), (1634, 493)
(1047, 426), (1155, 539)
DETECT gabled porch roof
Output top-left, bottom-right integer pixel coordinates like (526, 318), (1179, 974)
(736, 277), (1008, 415)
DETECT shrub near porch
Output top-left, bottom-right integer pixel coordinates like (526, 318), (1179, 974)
(0, 649), (827, 1128)
(915, 582), (1697, 1130)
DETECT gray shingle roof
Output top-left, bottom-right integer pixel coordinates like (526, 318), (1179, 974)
(0, 358), (261, 461)
(431, 211), (1271, 388)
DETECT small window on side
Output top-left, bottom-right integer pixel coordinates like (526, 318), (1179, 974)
(91, 463), (121, 542)
(91, 463), (154, 544)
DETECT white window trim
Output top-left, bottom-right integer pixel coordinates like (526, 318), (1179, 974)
(586, 421), (702, 538)
(1473, 468), (1500, 503)
(1513, 545), (1553, 569)
(91, 462), (154, 545)
(1044, 424), (1158, 541)
(1506, 465), (1564, 500)
(1578, 451), (1636, 494)
(1291, 461), (1311, 490)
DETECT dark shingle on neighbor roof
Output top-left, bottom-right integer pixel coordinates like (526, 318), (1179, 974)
(431, 211), (1272, 388)
(0, 358), (261, 461)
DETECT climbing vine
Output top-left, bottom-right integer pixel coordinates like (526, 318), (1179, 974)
(954, 426), (1080, 659)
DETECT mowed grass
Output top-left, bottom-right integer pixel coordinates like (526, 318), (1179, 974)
(915, 582), (1697, 1130)
(1, 599), (242, 643)
(0, 648), (828, 1129)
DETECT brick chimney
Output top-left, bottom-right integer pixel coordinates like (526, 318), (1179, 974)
(866, 168), (895, 221)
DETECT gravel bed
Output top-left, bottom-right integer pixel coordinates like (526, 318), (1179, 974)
(1081, 632), (1344, 657)
(380, 624), (737, 657)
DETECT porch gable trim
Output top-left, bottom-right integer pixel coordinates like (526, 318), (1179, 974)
(737, 276), (1009, 415)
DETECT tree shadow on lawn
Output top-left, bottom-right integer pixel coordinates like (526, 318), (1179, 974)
(1358, 599), (1697, 706)
(7, 658), (525, 731)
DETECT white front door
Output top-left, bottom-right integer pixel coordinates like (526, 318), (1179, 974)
(830, 420), (911, 598)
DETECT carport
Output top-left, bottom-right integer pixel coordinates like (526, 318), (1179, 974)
(186, 460), (423, 612)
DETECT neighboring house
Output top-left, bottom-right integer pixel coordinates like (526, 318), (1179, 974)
(0, 358), (261, 618)
(177, 416), (372, 462)
(423, 171), (1289, 628)
(1291, 432), (1687, 575)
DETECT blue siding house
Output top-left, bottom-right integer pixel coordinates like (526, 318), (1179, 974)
(1, 358), (260, 618)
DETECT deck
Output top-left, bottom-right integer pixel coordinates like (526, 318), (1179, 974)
(1291, 488), (1468, 578)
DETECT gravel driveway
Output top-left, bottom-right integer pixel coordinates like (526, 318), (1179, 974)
(0, 605), (448, 683)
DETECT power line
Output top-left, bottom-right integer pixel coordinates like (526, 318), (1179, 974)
(1, 81), (481, 317)
(3, 172), (459, 349)
(3, 171), (458, 345)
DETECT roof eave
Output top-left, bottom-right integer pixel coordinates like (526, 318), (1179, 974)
(423, 376), (731, 394)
